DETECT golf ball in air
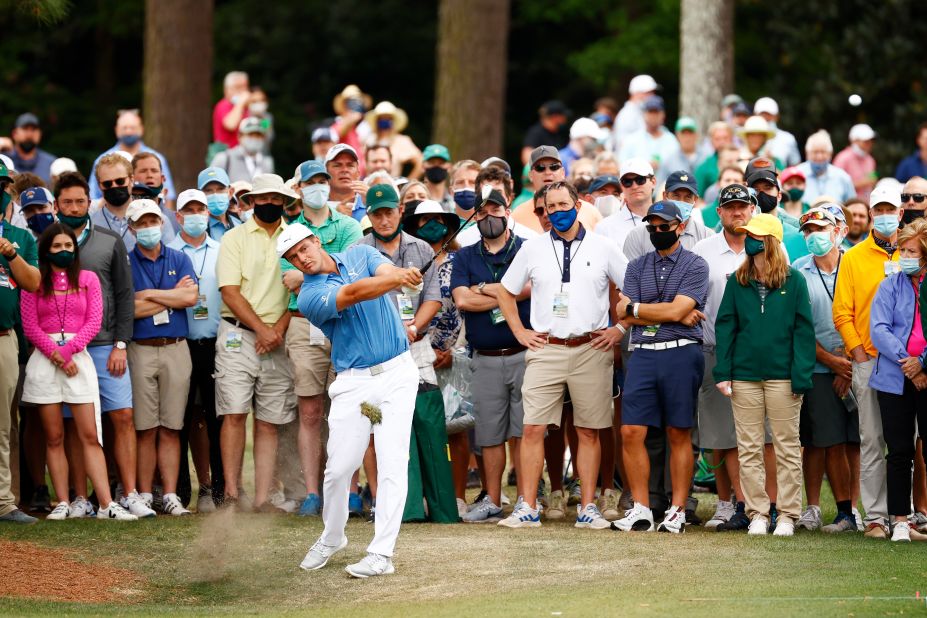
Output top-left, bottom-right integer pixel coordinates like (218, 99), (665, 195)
(849, 94), (862, 106)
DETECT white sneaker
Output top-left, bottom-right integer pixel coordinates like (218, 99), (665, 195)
(909, 511), (927, 533)
(500, 493), (511, 507)
(611, 502), (655, 532)
(462, 495), (503, 523)
(705, 500), (735, 529)
(123, 491), (157, 518)
(657, 505), (687, 534)
(456, 498), (468, 518)
(546, 490), (566, 520)
(773, 520), (795, 537)
(497, 497), (541, 528)
(795, 505), (821, 531)
(345, 552), (395, 578)
(162, 493), (192, 516)
(891, 521), (912, 543)
(598, 489), (620, 521)
(47, 501), (70, 521)
(67, 496), (95, 519)
(97, 501), (138, 521)
(852, 507), (863, 531)
(300, 536), (348, 571)
(575, 503), (611, 529)
(747, 515), (769, 535)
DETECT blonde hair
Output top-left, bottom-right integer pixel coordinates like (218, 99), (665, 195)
(736, 234), (790, 289)
(449, 159), (480, 184)
(898, 218), (927, 258)
(95, 153), (132, 178)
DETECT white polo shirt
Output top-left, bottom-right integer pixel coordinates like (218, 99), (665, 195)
(501, 226), (628, 338)
(594, 206), (646, 252)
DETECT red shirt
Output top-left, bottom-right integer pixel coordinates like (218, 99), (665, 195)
(212, 99), (247, 148)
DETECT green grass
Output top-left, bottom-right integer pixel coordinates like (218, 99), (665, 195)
(3, 491), (927, 617)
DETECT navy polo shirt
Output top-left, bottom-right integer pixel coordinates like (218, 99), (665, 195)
(450, 235), (532, 350)
(129, 243), (196, 339)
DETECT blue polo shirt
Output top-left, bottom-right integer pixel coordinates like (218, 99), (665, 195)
(208, 212), (242, 242)
(297, 244), (408, 372)
(450, 235), (532, 350)
(129, 243), (196, 339)
(167, 234), (220, 340)
(793, 253), (844, 374)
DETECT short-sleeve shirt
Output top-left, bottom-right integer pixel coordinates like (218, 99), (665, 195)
(451, 234), (532, 350)
(129, 243), (196, 339)
(501, 226), (627, 338)
(0, 221), (38, 330)
(357, 231), (440, 316)
(167, 234), (221, 340)
(794, 253), (844, 373)
(216, 217), (289, 324)
(296, 244), (408, 372)
(208, 213), (242, 243)
(595, 208), (646, 253)
(523, 123), (568, 150)
(622, 245), (709, 345)
(213, 98), (244, 148)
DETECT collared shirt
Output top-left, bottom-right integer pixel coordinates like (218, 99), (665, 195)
(357, 231), (441, 315)
(216, 216), (289, 324)
(794, 253), (844, 373)
(623, 245), (709, 345)
(895, 151), (927, 184)
(129, 243), (196, 339)
(9, 148), (56, 184)
(167, 234), (220, 340)
(595, 207), (647, 252)
(621, 215), (714, 262)
(91, 204), (176, 253)
(297, 244), (407, 372)
(0, 221), (38, 330)
(796, 161), (855, 204)
(618, 127), (680, 168)
(88, 141), (176, 201)
(501, 225), (627, 338)
(765, 127), (801, 168)
(611, 100), (644, 154)
(208, 213), (242, 242)
(833, 146), (876, 202)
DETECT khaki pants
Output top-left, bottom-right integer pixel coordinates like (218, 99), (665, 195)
(0, 334), (19, 516)
(731, 380), (803, 522)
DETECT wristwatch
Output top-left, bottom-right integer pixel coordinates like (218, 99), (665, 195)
(625, 302), (635, 318)
(114, 341), (127, 350)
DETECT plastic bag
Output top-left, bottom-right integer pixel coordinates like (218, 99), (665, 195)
(436, 347), (475, 434)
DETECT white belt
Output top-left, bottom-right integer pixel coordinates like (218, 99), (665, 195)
(635, 339), (698, 351)
(338, 351), (411, 377)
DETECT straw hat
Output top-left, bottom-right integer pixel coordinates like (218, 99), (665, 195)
(332, 84), (372, 116)
(365, 101), (409, 133)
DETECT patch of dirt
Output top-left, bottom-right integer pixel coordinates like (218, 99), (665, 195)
(0, 540), (145, 603)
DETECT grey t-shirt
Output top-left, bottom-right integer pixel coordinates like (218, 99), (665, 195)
(356, 231), (441, 315)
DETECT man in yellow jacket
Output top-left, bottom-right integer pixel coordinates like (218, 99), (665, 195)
(832, 184), (901, 538)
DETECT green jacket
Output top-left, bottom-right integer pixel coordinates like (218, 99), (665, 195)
(713, 267), (816, 394)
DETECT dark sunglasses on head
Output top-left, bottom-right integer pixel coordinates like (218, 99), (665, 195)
(621, 176), (651, 188)
(901, 193), (926, 203)
(645, 222), (678, 233)
(533, 163), (562, 173)
(100, 177), (128, 190)
(799, 210), (832, 227)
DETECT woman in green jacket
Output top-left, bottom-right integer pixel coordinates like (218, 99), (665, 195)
(713, 213), (816, 537)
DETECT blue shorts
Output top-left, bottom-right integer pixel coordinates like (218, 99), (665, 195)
(622, 343), (704, 429)
(62, 344), (133, 418)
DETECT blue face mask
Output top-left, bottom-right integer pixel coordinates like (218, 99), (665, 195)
(804, 230), (834, 257)
(453, 189), (476, 211)
(873, 214), (899, 237)
(548, 208), (578, 233)
(206, 193), (230, 217)
(376, 118), (393, 131)
(135, 226), (162, 249)
(26, 212), (55, 236)
(671, 200), (693, 221)
(119, 134), (141, 147)
(181, 213), (208, 237)
(809, 161), (828, 176)
(900, 257), (923, 276)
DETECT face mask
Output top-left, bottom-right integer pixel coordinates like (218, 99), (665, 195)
(809, 161), (828, 176)
(241, 209), (254, 222)
(902, 209), (924, 224)
(285, 211), (301, 223)
(47, 250), (75, 268)
(149, 183), (164, 196)
(18, 140), (37, 153)
(454, 189), (476, 211)
(424, 166), (448, 184)
(135, 226), (162, 249)
(376, 118), (393, 131)
(786, 187), (804, 202)
(548, 208), (577, 233)
(119, 134), (141, 147)
(27, 212), (55, 236)
(241, 137), (263, 155)
(1, 191), (10, 213)
(477, 214), (507, 240)
(851, 143), (867, 157)
(873, 214), (899, 237)
(372, 227), (401, 242)
(416, 219), (448, 243)
(207, 193), (230, 216)
(58, 212), (90, 230)
(301, 184), (330, 210)
(253, 202), (284, 224)
(248, 102), (268, 115)
(594, 195), (621, 217)
(900, 257), (923, 276)
(805, 230), (834, 257)
(671, 200), (693, 221)
(755, 192), (778, 214)
(649, 228), (679, 251)
(103, 186), (130, 207)
(745, 236), (766, 256)
(181, 213), (208, 237)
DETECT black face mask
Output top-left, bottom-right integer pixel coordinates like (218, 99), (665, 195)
(103, 186), (130, 207)
(424, 166), (448, 184)
(18, 140), (37, 153)
(477, 215), (507, 240)
(253, 202), (284, 223)
(649, 229), (679, 251)
(756, 192), (778, 214)
(902, 209), (925, 224)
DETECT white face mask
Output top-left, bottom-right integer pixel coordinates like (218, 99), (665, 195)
(241, 137), (263, 154)
(301, 184), (331, 210)
(249, 102), (268, 115)
(241, 209), (254, 222)
(594, 195), (623, 217)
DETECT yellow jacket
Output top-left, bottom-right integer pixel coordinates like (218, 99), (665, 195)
(833, 234), (899, 357)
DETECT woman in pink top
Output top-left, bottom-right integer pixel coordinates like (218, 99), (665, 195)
(20, 223), (136, 521)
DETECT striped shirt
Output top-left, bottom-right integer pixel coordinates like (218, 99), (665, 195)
(623, 244), (709, 345)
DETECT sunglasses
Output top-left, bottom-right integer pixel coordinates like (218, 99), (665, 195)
(901, 193), (926, 203)
(799, 210), (833, 227)
(621, 176), (651, 188)
(533, 207), (545, 217)
(100, 177), (129, 190)
(645, 222), (678, 233)
(533, 163), (562, 173)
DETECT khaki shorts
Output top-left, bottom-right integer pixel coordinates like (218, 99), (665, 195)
(127, 340), (191, 431)
(214, 320), (297, 425)
(522, 342), (613, 429)
(285, 316), (334, 397)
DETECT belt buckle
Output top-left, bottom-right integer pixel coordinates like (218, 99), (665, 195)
(369, 363), (384, 376)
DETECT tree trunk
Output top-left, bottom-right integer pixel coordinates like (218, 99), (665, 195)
(679, 0), (734, 135)
(433, 0), (510, 162)
(143, 0), (214, 199)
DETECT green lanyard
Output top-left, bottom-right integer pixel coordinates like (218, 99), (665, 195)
(478, 236), (515, 283)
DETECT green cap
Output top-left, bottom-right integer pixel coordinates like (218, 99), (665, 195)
(422, 144), (451, 162)
(674, 116), (699, 133)
(366, 184), (400, 212)
(0, 162), (10, 183)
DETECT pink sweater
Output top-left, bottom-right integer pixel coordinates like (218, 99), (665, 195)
(20, 270), (103, 365)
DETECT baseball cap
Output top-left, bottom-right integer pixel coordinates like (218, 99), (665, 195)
(642, 95), (665, 112)
(198, 166), (230, 190)
(231, 181), (251, 196)
(366, 183), (400, 212)
(799, 207), (838, 230)
(177, 189), (208, 211)
(481, 156), (512, 175)
(822, 203), (847, 223)
(736, 213), (783, 242)
(126, 199), (164, 223)
(540, 100), (570, 116)
(779, 166), (805, 184)
(14, 113), (39, 129)
(276, 222), (315, 259)
(628, 75), (659, 95)
(238, 117), (265, 134)
(645, 200), (684, 223)
(744, 157), (779, 187)
(19, 187), (52, 209)
(753, 97), (779, 116)
(674, 116), (698, 133)
(620, 158), (654, 179)
(718, 183), (752, 207)
(0, 161), (11, 182)
(665, 171), (699, 196)
(131, 181), (161, 199)
(481, 189), (507, 208)
(589, 175), (621, 193)
(849, 123), (876, 142)
(297, 160), (330, 182)
(731, 102), (751, 116)
(49, 157), (77, 178)
(721, 94), (744, 108)
(869, 184), (902, 209)
(422, 144), (451, 162)
(311, 127), (336, 143)
(0, 154), (15, 174)
(529, 146), (561, 167)
(324, 143), (359, 165)
(569, 117), (606, 141)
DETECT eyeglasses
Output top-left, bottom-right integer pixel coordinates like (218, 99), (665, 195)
(533, 207), (546, 217)
(901, 193), (926, 203)
(533, 163), (562, 173)
(621, 176), (651, 188)
(799, 210), (833, 227)
(645, 222), (678, 233)
(100, 177), (128, 190)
